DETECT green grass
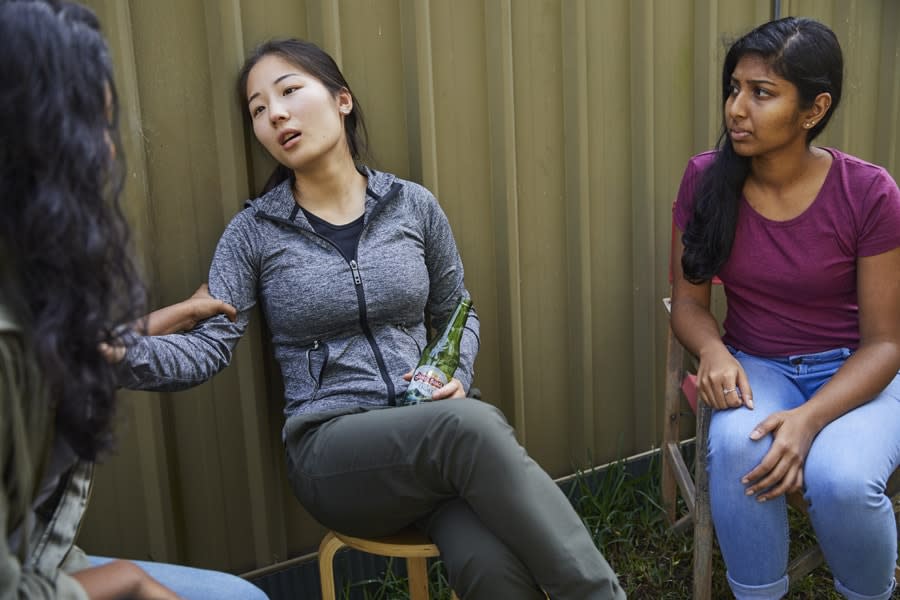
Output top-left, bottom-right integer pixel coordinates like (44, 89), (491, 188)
(568, 453), (841, 599)
(339, 558), (454, 600)
(340, 452), (872, 599)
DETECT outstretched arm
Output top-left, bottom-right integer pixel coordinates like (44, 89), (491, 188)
(113, 210), (261, 391)
(143, 283), (237, 336)
(102, 284), (237, 363)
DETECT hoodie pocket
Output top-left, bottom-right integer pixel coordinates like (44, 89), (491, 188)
(396, 324), (423, 357)
(306, 340), (330, 394)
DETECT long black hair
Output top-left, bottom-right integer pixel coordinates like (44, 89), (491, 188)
(681, 17), (843, 282)
(0, 0), (145, 460)
(237, 38), (370, 195)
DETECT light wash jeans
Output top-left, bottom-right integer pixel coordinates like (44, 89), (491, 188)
(708, 347), (900, 600)
(88, 556), (268, 600)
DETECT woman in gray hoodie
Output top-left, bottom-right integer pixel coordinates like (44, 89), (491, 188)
(116, 38), (625, 600)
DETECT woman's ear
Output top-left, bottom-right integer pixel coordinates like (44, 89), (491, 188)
(337, 88), (353, 115)
(803, 92), (832, 129)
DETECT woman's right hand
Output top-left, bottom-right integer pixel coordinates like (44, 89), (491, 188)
(696, 343), (754, 410)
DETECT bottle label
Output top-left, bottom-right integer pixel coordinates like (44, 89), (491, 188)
(400, 366), (450, 405)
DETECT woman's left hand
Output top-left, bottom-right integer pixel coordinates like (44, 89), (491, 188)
(430, 377), (466, 400)
(742, 408), (819, 501)
(401, 372), (467, 400)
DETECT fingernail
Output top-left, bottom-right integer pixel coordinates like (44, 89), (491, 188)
(749, 429), (762, 440)
(741, 477), (749, 484)
(745, 488), (754, 496)
(746, 398), (754, 409)
(758, 496), (767, 503)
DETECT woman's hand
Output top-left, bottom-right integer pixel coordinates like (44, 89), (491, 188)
(402, 372), (467, 400)
(741, 408), (820, 501)
(98, 340), (127, 364)
(72, 560), (182, 600)
(696, 344), (754, 409)
(430, 377), (466, 400)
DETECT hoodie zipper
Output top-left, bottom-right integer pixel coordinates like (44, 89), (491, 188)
(349, 258), (396, 404)
(266, 181), (404, 405)
(340, 183), (403, 405)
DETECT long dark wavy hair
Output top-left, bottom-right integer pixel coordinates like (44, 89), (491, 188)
(0, 0), (145, 460)
(681, 17), (843, 282)
(236, 38), (370, 195)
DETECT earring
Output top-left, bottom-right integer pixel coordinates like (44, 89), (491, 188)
(341, 107), (351, 115)
(805, 121), (814, 129)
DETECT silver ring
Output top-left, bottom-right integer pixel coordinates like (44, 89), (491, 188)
(723, 387), (736, 395)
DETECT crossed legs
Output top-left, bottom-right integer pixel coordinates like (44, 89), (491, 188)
(285, 398), (625, 600)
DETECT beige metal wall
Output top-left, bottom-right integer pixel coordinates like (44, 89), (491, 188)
(77, 0), (900, 573)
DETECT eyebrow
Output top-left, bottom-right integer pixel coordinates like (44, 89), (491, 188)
(731, 76), (777, 86)
(247, 73), (301, 104)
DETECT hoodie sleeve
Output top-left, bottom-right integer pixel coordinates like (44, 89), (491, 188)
(418, 190), (480, 391)
(115, 209), (261, 391)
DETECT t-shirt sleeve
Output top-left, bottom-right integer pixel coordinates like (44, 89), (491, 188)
(857, 168), (900, 257)
(673, 154), (707, 232)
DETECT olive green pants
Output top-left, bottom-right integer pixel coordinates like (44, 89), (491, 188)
(285, 398), (625, 600)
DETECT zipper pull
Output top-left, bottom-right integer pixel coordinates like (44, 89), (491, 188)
(349, 259), (362, 285)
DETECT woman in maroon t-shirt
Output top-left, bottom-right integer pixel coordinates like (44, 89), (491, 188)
(671, 17), (900, 600)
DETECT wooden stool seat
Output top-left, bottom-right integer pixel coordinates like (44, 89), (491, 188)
(318, 527), (459, 600)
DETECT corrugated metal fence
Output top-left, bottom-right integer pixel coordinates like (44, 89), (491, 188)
(77, 0), (900, 574)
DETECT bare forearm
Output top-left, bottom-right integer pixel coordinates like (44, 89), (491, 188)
(143, 303), (199, 336)
(72, 560), (180, 600)
(144, 284), (237, 336)
(801, 340), (900, 431)
(671, 299), (724, 358)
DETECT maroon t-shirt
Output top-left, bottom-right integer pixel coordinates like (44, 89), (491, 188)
(674, 148), (900, 357)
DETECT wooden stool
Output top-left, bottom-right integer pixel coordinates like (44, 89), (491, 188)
(318, 527), (459, 600)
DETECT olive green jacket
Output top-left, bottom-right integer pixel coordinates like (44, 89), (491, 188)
(0, 304), (91, 599)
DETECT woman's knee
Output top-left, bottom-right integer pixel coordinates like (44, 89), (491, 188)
(804, 462), (887, 512)
(708, 409), (772, 473)
(803, 426), (897, 514)
(429, 398), (513, 444)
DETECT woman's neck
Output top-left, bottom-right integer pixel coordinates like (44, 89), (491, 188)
(749, 145), (825, 192)
(745, 145), (832, 221)
(292, 154), (367, 225)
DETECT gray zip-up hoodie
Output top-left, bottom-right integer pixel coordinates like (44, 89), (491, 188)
(116, 168), (480, 434)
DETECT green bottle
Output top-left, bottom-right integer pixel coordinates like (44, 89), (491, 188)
(400, 296), (473, 405)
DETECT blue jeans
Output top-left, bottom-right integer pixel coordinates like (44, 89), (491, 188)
(707, 347), (900, 600)
(88, 556), (268, 600)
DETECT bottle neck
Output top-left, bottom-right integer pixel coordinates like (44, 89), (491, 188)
(446, 298), (472, 334)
